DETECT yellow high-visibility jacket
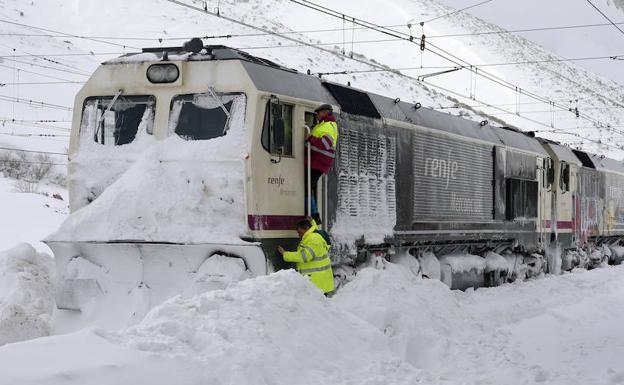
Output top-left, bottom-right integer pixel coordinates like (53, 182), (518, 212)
(283, 221), (334, 293)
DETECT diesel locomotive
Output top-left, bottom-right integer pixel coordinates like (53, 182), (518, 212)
(46, 39), (624, 314)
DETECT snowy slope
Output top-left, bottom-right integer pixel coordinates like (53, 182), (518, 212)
(0, 0), (623, 159)
(0, 176), (67, 252)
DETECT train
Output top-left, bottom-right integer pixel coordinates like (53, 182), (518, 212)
(45, 38), (624, 314)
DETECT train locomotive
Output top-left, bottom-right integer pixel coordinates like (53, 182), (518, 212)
(46, 39), (624, 313)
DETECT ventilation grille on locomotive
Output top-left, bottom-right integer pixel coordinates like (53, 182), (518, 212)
(336, 128), (396, 225)
(412, 131), (494, 221)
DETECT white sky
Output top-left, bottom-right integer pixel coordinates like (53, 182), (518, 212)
(434, 0), (624, 85)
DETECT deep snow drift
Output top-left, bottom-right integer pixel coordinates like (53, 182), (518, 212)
(2, 261), (624, 385)
(0, 243), (55, 346)
(48, 97), (248, 244)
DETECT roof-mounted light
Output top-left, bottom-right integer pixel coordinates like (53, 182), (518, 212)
(147, 64), (179, 84)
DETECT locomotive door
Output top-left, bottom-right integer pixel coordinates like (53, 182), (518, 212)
(304, 111), (327, 228)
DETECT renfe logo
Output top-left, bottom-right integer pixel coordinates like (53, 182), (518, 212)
(267, 175), (285, 187)
(424, 150), (459, 189)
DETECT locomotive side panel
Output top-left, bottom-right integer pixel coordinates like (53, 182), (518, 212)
(604, 172), (624, 235)
(575, 167), (603, 245)
(411, 130), (494, 222)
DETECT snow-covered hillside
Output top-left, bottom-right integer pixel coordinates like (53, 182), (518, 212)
(0, 0), (623, 159)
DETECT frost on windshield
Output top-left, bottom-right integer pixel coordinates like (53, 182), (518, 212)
(80, 95), (155, 147)
(168, 93), (245, 141)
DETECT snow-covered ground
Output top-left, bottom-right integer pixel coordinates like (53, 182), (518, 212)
(1, 262), (624, 385)
(0, 176), (67, 253)
(1, 1), (624, 384)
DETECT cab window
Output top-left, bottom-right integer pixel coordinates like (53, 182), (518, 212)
(82, 95), (155, 146)
(169, 93), (244, 141)
(261, 100), (293, 156)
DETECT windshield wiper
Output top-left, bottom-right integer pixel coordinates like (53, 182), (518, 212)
(94, 89), (123, 142)
(207, 86), (232, 134)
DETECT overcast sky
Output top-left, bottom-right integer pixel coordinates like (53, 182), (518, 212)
(434, 0), (624, 85)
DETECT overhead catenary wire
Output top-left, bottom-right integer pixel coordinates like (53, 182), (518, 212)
(0, 94), (72, 111)
(0, 81), (84, 86)
(0, 41), (92, 75)
(0, 63), (82, 82)
(0, 18), (140, 50)
(420, 0), (493, 24)
(1, 56), (90, 77)
(2, 21), (624, 42)
(162, 0), (623, 151)
(286, 0), (624, 139)
(586, 0), (624, 38)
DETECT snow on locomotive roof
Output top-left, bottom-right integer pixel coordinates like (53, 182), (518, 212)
(104, 45), (296, 72)
(546, 143), (583, 165)
(591, 154), (624, 175)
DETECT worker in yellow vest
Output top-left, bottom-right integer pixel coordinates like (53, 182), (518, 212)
(278, 218), (334, 294)
(306, 104), (338, 224)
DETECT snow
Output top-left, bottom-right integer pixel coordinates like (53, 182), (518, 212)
(0, 269), (448, 385)
(439, 253), (486, 273)
(48, 96), (248, 244)
(484, 251), (512, 271)
(0, 243), (55, 346)
(1, 0), (624, 383)
(3, 262), (624, 384)
(0, 176), (68, 253)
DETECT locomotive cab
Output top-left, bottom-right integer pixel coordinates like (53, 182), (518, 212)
(45, 42), (335, 323)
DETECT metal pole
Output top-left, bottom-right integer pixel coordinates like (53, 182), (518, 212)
(305, 125), (311, 218)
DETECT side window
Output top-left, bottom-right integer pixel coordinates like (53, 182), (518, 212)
(560, 162), (570, 192)
(304, 111), (316, 129)
(261, 100), (293, 156)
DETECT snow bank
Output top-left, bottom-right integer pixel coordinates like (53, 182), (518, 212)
(334, 264), (465, 368)
(48, 96), (249, 244)
(0, 270), (452, 385)
(0, 244), (55, 346)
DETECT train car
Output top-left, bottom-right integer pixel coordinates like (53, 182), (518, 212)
(45, 39), (622, 315)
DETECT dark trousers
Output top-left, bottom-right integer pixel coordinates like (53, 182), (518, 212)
(305, 168), (324, 215)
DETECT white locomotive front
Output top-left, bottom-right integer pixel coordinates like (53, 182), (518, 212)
(45, 41), (329, 321)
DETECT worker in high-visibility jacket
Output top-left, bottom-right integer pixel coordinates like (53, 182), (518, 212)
(278, 218), (334, 294)
(305, 103), (338, 224)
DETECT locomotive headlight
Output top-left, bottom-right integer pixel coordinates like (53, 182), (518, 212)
(147, 64), (179, 83)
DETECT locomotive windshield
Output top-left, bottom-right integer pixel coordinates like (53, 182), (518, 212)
(169, 92), (244, 141)
(81, 95), (156, 146)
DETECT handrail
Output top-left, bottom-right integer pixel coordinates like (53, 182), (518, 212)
(304, 125), (311, 218)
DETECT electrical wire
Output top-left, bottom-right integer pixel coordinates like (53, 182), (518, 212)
(0, 63), (82, 82)
(421, 0), (493, 24)
(0, 94), (72, 111)
(586, 0), (624, 38)
(0, 81), (84, 86)
(287, 0), (624, 144)
(0, 18), (140, 50)
(162, 0), (623, 151)
(2, 21), (624, 42)
(1, 56), (90, 77)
